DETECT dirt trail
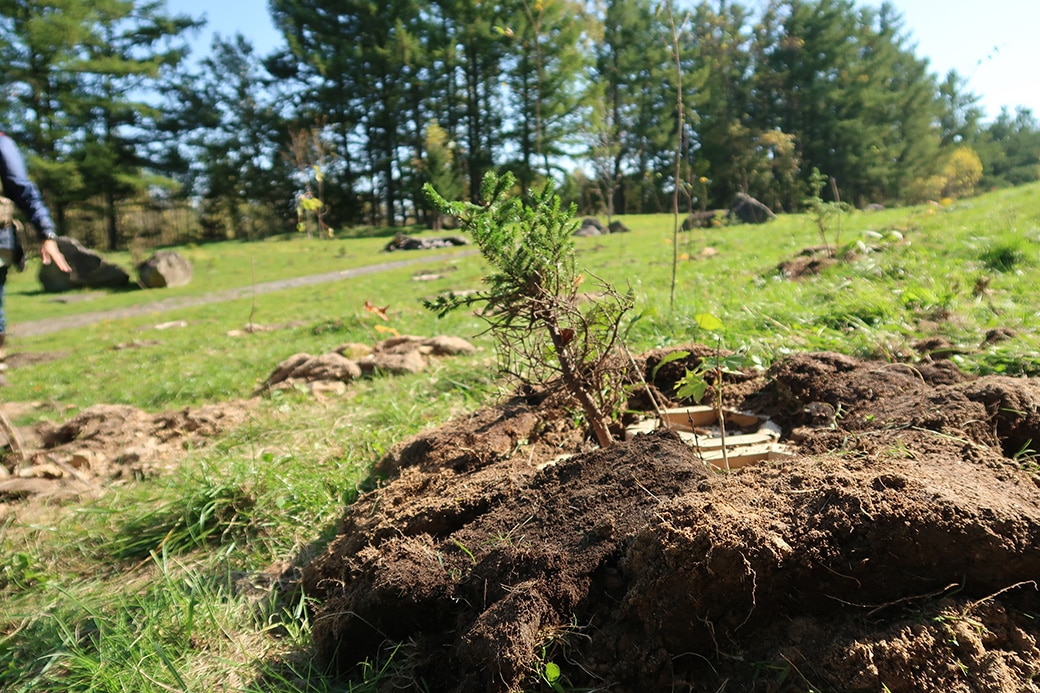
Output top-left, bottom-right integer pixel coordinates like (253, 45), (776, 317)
(10, 250), (476, 337)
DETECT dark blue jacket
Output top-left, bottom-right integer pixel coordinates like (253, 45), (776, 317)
(0, 133), (57, 241)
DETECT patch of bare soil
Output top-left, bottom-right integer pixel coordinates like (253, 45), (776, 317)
(776, 245), (839, 279)
(0, 335), (479, 506)
(0, 400), (255, 504)
(303, 349), (1040, 692)
(4, 349), (67, 369)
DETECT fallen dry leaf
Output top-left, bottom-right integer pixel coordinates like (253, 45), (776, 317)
(364, 300), (390, 320)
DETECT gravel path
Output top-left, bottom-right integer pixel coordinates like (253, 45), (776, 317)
(10, 250), (476, 337)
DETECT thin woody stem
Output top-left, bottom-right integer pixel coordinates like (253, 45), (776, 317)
(546, 318), (613, 448)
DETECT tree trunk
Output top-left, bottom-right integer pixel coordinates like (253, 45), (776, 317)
(545, 319), (614, 448)
(106, 190), (119, 250)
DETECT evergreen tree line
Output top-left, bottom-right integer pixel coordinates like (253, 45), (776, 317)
(1, 0), (1038, 249)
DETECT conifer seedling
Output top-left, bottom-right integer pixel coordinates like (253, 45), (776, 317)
(423, 172), (633, 447)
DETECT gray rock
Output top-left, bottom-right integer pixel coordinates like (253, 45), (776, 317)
(581, 217), (608, 233)
(39, 237), (130, 292)
(574, 217), (608, 237)
(681, 210), (726, 230)
(727, 193), (776, 225)
(384, 233), (468, 252)
(137, 250), (193, 289)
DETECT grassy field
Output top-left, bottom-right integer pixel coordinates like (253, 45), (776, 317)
(1, 183), (1039, 691)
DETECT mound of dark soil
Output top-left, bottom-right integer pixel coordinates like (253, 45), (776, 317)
(303, 350), (1040, 692)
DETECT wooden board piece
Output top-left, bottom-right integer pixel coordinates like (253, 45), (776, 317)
(675, 431), (775, 449)
(660, 406), (763, 430)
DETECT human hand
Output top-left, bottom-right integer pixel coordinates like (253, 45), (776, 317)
(41, 238), (72, 273)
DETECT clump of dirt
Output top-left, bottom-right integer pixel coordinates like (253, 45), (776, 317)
(776, 245), (839, 279)
(303, 348), (1040, 692)
(0, 400), (254, 502)
(255, 334), (476, 396)
(0, 334), (478, 502)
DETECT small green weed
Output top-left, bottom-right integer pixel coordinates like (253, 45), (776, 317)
(0, 551), (50, 594)
(672, 313), (762, 405)
(980, 238), (1029, 272)
(669, 313), (763, 471)
(451, 538), (477, 565)
(820, 291), (896, 330)
(104, 467), (258, 561)
(541, 661), (565, 692)
(803, 167), (853, 256)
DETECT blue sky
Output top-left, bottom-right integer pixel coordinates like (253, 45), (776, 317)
(893, 0), (1040, 119)
(168, 0), (1040, 121)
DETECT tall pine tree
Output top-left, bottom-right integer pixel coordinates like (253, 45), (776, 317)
(753, 0), (942, 206)
(0, 0), (200, 246)
(501, 0), (590, 191)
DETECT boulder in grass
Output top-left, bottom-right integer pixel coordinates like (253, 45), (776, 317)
(137, 250), (193, 289)
(582, 217), (608, 233)
(39, 237), (130, 292)
(681, 210), (726, 230)
(575, 217), (607, 237)
(384, 233), (469, 252)
(728, 193), (776, 225)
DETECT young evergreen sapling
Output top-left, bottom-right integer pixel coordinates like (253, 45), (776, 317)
(423, 172), (632, 447)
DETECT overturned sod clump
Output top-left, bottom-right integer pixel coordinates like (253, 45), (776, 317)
(254, 335), (476, 395)
(303, 349), (1040, 692)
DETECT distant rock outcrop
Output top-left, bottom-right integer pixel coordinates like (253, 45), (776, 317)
(576, 217), (632, 237)
(574, 217), (608, 237)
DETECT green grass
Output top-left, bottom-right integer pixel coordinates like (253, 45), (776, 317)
(2, 183), (1040, 690)
(5, 229), (473, 325)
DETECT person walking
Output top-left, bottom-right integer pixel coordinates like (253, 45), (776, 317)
(0, 131), (72, 384)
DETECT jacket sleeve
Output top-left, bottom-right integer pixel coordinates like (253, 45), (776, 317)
(0, 134), (58, 241)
